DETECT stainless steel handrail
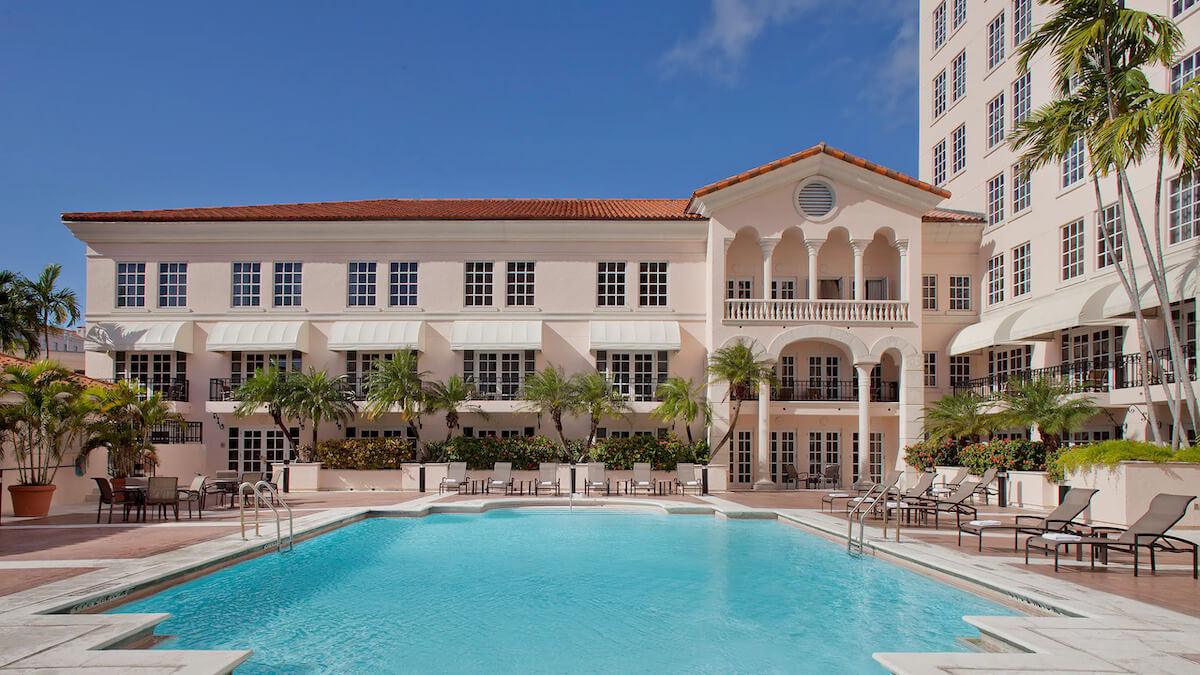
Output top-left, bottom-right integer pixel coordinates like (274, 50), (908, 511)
(846, 472), (904, 554)
(238, 480), (294, 553)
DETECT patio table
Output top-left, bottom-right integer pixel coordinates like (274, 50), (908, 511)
(113, 485), (146, 522)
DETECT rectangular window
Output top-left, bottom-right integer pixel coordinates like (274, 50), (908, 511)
(952, 50), (967, 100)
(597, 261), (626, 306)
(347, 261), (377, 307)
(273, 262), (302, 307)
(949, 355), (971, 387)
(952, 0), (966, 29)
(1097, 204), (1125, 268)
(949, 275), (971, 310)
(987, 255), (1005, 305)
(987, 93), (1005, 148)
(1061, 137), (1084, 188)
(1011, 161), (1031, 213)
(1012, 72), (1031, 126)
(987, 173), (1005, 226)
(231, 262), (261, 307)
(464, 350), (531, 400)
(1169, 169), (1200, 244)
(1013, 0), (1031, 45)
(932, 1), (947, 49)
(988, 13), (1006, 69)
(157, 262), (186, 308)
(116, 262), (146, 308)
(732, 431), (752, 484)
(464, 261), (494, 307)
(932, 139), (947, 186)
(1173, 0), (1199, 18)
(924, 352), (937, 387)
(951, 124), (967, 174)
(638, 262), (668, 307)
(922, 275), (938, 311)
(727, 277), (753, 299)
(771, 278), (796, 300)
(597, 350), (667, 402)
(1012, 242), (1031, 297)
(506, 261), (535, 306)
(389, 262), (418, 306)
(933, 70), (947, 117)
(1171, 49), (1200, 93)
(1061, 219), (1085, 280)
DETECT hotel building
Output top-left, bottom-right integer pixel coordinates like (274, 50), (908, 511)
(918, 0), (1199, 443)
(64, 144), (982, 488)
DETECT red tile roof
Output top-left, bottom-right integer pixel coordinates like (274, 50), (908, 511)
(62, 198), (703, 223)
(921, 208), (986, 223)
(689, 143), (951, 203)
(0, 353), (111, 388)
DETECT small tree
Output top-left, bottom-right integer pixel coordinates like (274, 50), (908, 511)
(363, 350), (429, 460)
(574, 371), (632, 449)
(84, 380), (181, 478)
(920, 391), (997, 446)
(997, 377), (1099, 451)
(0, 360), (95, 486)
(706, 341), (776, 456)
(425, 375), (488, 440)
(233, 366), (299, 458)
(23, 264), (79, 362)
(651, 376), (711, 444)
(519, 365), (577, 453)
(289, 369), (357, 459)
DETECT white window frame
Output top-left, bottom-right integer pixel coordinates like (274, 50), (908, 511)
(1097, 204), (1125, 268)
(922, 275), (938, 311)
(949, 275), (971, 311)
(347, 261), (377, 307)
(1011, 161), (1030, 213)
(389, 262), (418, 307)
(115, 262), (147, 308)
(952, 50), (967, 101)
(924, 352), (938, 387)
(506, 261), (535, 307)
(597, 261), (626, 307)
(932, 1), (947, 50)
(986, 93), (1005, 148)
(987, 255), (1005, 305)
(1061, 137), (1085, 188)
(952, 0), (965, 29)
(638, 261), (668, 307)
(157, 262), (186, 308)
(949, 355), (971, 388)
(273, 261), (302, 307)
(726, 276), (753, 300)
(1061, 219), (1085, 280)
(951, 124), (967, 174)
(987, 13), (1006, 70)
(932, 139), (947, 186)
(1012, 72), (1031, 126)
(987, 173), (1005, 226)
(1012, 242), (1031, 297)
(1013, 0), (1031, 45)
(1169, 169), (1200, 244)
(231, 261), (261, 308)
(933, 70), (947, 118)
(1171, 48), (1200, 93)
(464, 261), (494, 307)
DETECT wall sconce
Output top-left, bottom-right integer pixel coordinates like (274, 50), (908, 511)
(211, 412), (225, 431)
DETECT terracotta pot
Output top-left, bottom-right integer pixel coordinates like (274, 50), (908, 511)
(8, 484), (56, 518)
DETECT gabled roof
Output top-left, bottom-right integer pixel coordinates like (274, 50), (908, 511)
(688, 143), (951, 209)
(0, 353), (111, 388)
(921, 208), (985, 223)
(62, 199), (703, 223)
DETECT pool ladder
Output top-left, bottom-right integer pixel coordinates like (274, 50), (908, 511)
(846, 472), (903, 555)
(239, 480), (294, 553)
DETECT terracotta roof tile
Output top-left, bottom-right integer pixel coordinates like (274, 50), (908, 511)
(921, 208), (986, 223)
(0, 353), (111, 388)
(62, 199), (703, 223)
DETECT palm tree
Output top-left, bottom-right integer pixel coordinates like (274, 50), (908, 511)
(920, 391), (997, 446)
(574, 371), (632, 448)
(23, 265), (79, 363)
(289, 369), (356, 457)
(705, 340), (777, 455)
(425, 375), (488, 440)
(651, 376), (711, 443)
(0, 360), (94, 486)
(0, 271), (39, 357)
(84, 380), (182, 477)
(363, 350), (429, 459)
(519, 365), (577, 451)
(997, 378), (1099, 451)
(233, 366), (300, 457)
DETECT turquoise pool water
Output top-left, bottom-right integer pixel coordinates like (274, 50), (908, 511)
(113, 510), (1014, 673)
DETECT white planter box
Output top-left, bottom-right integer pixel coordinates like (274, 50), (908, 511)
(1066, 462), (1200, 528)
(270, 462), (322, 492)
(1004, 471), (1056, 509)
(319, 469), (407, 491)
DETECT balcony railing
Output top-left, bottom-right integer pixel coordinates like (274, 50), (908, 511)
(209, 377), (245, 402)
(106, 377), (189, 402)
(1117, 347), (1198, 389)
(953, 347), (1198, 397)
(732, 381), (899, 402)
(149, 421), (203, 444)
(724, 298), (910, 323)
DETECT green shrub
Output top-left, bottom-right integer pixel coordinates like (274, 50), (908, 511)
(903, 439), (960, 471)
(957, 439), (1049, 474)
(586, 435), (709, 470)
(313, 438), (414, 470)
(443, 435), (565, 470)
(1047, 440), (1198, 482)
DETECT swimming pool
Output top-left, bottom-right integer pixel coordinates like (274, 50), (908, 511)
(112, 510), (1015, 673)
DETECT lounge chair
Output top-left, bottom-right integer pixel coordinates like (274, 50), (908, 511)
(826, 472), (932, 513)
(959, 487), (1097, 551)
(930, 467), (967, 499)
(440, 462), (470, 495)
(534, 463), (560, 496)
(675, 463), (702, 495)
(908, 480), (980, 529)
(781, 464), (809, 490)
(971, 467), (999, 504)
(583, 463), (610, 496)
(177, 475), (207, 519)
(485, 462), (513, 495)
(630, 463), (654, 495)
(145, 476), (181, 521)
(1025, 493), (1199, 577)
(816, 464), (840, 489)
(93, 477), (137, 523)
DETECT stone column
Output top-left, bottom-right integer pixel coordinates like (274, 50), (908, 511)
(856, 363), (872, 484)
(759, 237), (781, 300)
(805, 239), (824, 300)
(896, 239), (909, 302)
(851, 239), (869, 301)
(753, 382), (774, 490)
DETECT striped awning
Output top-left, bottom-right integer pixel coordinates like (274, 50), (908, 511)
(328, 321), (424, 351)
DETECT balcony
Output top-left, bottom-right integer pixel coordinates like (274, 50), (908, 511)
(209, 377), (245, 402)
(731, 381), (899, 402)
(724, 299), (910, 324)
(107, 377), (189, 402)
(149, 421), (203, 444)
(953, 347), (1198, 398)
(1117, 347), (1198, 389)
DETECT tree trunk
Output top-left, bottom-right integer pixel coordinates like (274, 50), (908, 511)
(685, 422), (693, 444)
(712, 396), (744, 456)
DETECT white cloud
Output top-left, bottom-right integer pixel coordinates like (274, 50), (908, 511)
(856, 6), (918, 119)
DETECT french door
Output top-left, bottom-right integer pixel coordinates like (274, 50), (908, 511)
(770, 430), (796, 483)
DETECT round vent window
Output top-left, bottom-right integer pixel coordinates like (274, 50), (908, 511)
(795, 181), (835, 218)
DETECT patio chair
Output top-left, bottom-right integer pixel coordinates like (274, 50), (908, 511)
(675, 463), (702, 495)
(177, 475), (208, 519)
(932, 468), (967, 497)
(440, 462), (470, 495)
(93, 477), (137, 523)
(907, 480), (980, 529)
(145, 476), (181, 521)
(204, 476), (233, 509)
(533, 463), (560, 496)
(971, 467), (999, 504)
(215, 470), (239, 480)
(1025, 493), (1199, 577)
(959, 487), (1097, 551)
(583, 463), (610, 496)
(781, 464), (808, 490)
(630, 463), (654, 495)
(485, 462), (513, 495)
(817, 464), (841, 489)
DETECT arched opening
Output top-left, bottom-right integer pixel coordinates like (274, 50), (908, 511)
(816, 227), (852, 299)
(773, 338), (856, 401)
(725, 228), (764, 300)
(771, 228), (808, 299)
(863, 232), (901, 300)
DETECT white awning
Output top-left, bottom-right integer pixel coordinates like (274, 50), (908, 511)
(947, 309), (1029, 356)
(328, 321), (425, 352)
(1009, 282), (1118, 341)
(85, 321), (193, 353)
(450, 321), (543, 351)
(1102, 259), (1199, 317)
(588, 321), (681, 351)
(207, 321), (310, 352)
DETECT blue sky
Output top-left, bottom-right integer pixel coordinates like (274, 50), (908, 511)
(0, 0), (917, 302)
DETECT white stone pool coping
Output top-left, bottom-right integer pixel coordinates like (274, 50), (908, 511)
(0, 493), (1197, 673)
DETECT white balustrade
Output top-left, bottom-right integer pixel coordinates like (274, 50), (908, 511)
(723, 299), (910, 323)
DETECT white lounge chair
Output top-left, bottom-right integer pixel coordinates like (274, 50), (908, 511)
(534, 463), (560, 495)
(440, 462), (470, 495)
(675, 463), (702, 495)
(485, 462), (512, 495)
(584, 463), (609, 496)
(630, 463), (654, 495)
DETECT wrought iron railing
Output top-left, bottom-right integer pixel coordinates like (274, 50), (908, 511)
(106, 376), (189, 402)
(149, 421), (203, 444)
(209, 377), (245, 402)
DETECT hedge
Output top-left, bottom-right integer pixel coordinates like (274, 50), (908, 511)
(1047, 440), (1200, 481)
(902, 439), (960, 471)
(586, 435), (710, 470)
(957, 439), (1049, 474)
(312, 438), (414, 470)
(441, 435), (565, 470)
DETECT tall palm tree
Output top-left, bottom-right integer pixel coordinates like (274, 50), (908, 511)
(363, 350), (429, 459)
(233, 366), (299, 457)
(0, 271), (39, 357)
(705, 340), (777, 455)
(23, 265), (79, 363)
(0, 360), (93, 486)
(920, 391), (997, 446)
(289, 369), (356, 456)
(651, 376), (711, 443)
(519, 365), (577, 451)
(574, 371), (632, 448)
(425, 375), (488, 440)
(997, 378), (1099, 451)
(84, 380), (182, 477)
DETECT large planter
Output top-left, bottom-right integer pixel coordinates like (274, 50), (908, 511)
(1004, 471), (1056, 509)
(1066, 461), (1200, 528)
(269, 462), (322, 492)
(8, 484), (56, 517)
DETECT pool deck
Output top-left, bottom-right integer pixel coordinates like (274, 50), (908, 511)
(0, 489), (1198, 673)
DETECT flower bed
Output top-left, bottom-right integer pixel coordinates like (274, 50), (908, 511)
(957, 439), (1050, 474)
(312, 438), (414, 470)
(902, 439), (959, 471)
(587, 436), (710, 470)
